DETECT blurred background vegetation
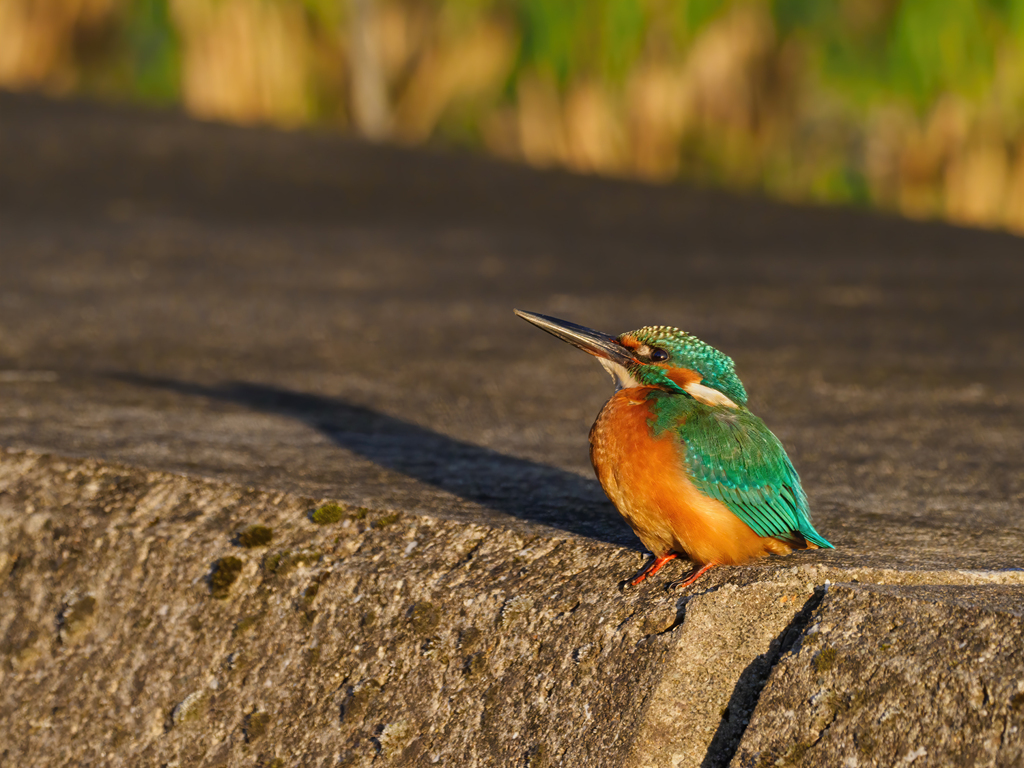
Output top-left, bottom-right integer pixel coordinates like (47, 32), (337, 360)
(1, 0), (1022, 232)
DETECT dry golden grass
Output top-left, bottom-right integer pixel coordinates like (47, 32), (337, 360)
(0, 0), (1022, 233)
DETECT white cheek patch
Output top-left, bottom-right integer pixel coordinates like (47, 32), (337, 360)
(684, 381), (739, 408)
(598, 358), (641, 391)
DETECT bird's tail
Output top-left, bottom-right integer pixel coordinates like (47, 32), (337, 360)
(797, 525), (834, 550)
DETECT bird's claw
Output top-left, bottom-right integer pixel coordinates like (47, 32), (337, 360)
(668, 562), (717, 590)
(627, 552), (679, 586)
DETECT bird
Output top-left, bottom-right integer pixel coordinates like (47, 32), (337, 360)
(514, 309), (833, 589)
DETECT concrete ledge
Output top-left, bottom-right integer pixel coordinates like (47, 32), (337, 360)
(1, 90), (1023, 767)
(3, 449), (1022, 767)
(731, 583), (1024, 768)
(0, 449), (682, 767)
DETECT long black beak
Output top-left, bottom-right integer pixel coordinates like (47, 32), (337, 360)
(514, 310), (635, 367)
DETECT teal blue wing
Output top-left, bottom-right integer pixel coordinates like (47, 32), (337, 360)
(676, 407), (833, 548)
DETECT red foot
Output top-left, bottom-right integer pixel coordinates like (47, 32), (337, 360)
(669, 561), (717, 589)
(629, 553), (678, 586)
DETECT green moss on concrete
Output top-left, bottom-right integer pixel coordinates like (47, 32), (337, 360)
(237, 524), (274, 548)
(210, 557), (243, 599)
(786, 741), (811, 765)
(264, 551), (284, 573)
(311, 503), (345, 525)
(372, 513), (401, 529)
(814, 646), (838, 674)
(310, 502), (370, 525)
(264, 549), (321, 577)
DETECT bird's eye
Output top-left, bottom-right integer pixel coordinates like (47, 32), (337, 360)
(650, 348), (669, 362)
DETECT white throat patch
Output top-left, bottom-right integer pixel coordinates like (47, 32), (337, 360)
(597, 358), (739, 407)
(598, 358), (641, 391)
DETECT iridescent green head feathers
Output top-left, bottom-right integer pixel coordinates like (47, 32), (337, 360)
(621, 325), (748, 406)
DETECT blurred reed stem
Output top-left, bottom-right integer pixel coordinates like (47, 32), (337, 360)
(0, 0), (1021, 232)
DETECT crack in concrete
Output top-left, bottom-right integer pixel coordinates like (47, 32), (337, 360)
(699, 586), (827, 768)
(655, 586), (722, 638)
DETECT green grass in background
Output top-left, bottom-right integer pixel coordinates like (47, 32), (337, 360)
(5, 0), (1022, 229)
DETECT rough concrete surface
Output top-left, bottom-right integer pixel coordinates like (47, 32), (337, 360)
(0, 92), (1023, 765)
(2, 450), (1020, 768)
(731, 583), (1024, 768)
(0, 450), (672, 767)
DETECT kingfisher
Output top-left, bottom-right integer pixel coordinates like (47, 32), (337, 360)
(515, 309), (833, 588)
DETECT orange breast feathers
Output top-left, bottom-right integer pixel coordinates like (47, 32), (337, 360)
(589, 389), (792, 566)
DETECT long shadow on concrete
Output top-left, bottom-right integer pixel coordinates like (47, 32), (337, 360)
(114, 374), (637, 548)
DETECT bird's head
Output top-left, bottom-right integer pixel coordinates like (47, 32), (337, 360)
(515, 309), (747, 408)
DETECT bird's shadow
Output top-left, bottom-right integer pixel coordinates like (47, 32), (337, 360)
(113, 373), (638, 549)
